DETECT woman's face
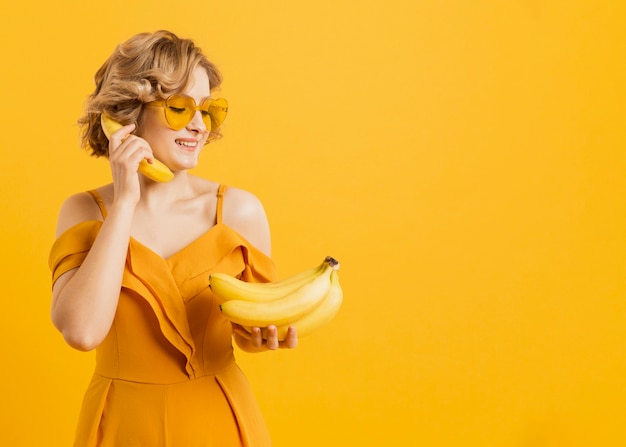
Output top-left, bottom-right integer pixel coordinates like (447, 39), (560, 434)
(138, 66), (212, 172)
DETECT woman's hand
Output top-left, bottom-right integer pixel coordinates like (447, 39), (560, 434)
(107, 123), (154, 207)
(233, 324), (298, 351)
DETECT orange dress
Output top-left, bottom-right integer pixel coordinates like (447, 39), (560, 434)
(49, 185), (276, 447)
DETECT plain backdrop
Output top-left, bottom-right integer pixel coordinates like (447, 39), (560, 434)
(1, 1), (626, 446)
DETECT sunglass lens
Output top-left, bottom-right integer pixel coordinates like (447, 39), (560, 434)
(165, 95), (195, 130)
(208, 98), (228, 130)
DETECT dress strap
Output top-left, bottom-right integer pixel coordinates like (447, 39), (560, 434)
(86, 190), (108, 219)
(216, 184), (226, 224)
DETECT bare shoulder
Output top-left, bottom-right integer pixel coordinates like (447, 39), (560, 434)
(55, 189), (106, 238)
(222, 186), (272, 256)
(222, 187), (266, 219)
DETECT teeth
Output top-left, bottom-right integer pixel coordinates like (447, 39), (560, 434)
(176, 140), (197, 147)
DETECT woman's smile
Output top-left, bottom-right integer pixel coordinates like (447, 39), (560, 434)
(175, 138), (200, 151)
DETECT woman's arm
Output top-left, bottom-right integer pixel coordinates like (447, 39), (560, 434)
(221, 187), (298, 351)
(221, 187), (272, 256)
(51, 192), (135, 351)
(51, 125), (149, 351)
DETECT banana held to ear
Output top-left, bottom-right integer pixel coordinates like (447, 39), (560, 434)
(100, 113), (174, 182)
(219, 262), (336, 327)
(248, 268), (344, 341)
(209, 257), (332, 303)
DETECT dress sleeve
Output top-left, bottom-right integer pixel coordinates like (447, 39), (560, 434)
(48, 221), (103, 285)
(238, 243), (278, 283)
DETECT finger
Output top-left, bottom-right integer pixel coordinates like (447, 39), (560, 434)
(232, 324), (251, 340)
(113, 138), (154, 168)
(280, 326), (298, 349)
(108, 136), (138, 165)
(265, 325), (279, 350)
(110, 124), (136, 148)
(249, 327), (264, 348)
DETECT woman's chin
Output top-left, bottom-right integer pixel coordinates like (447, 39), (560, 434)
(169, 155), (200, 172)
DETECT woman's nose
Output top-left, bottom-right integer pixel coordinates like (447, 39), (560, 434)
(187, 110), (208, 132)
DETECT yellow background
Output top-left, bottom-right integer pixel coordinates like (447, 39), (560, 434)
(1, 1), (625, 446)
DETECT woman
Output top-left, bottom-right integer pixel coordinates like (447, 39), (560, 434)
(48, 30), (297, 446)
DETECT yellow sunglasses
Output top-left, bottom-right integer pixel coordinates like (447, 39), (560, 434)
(145, 94), (228, 131)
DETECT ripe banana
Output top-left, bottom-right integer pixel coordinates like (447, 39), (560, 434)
(209, 257), (332, 303)
(100, 113), (174, 182)
(250, 269), (343, 341)
(219, 262), (335, 327)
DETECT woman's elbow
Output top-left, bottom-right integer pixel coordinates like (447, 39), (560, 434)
(51, 312), (102, 352)
(62, 330), (101, 352)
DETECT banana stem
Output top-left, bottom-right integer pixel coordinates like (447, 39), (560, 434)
(326, 256), (340, 270)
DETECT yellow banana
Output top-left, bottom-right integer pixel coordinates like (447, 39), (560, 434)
(209, 257), (332, 302)
(100, 113), (174, 182)
(137, 158), (175, 182)
(250, 268), (343, 341)
(219, 263), (335, 327)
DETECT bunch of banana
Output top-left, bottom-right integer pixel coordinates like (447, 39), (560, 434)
(210, 257), (343, 341)
(100, 113), (174, 182)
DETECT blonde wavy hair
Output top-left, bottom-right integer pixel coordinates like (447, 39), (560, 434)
(79, 30), (223, 157)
